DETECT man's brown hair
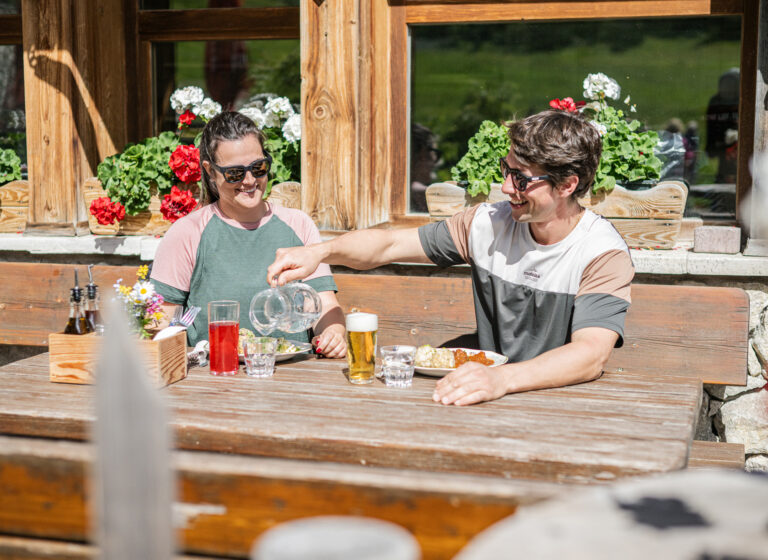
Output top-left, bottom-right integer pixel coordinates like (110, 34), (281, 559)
(505, 110), (602, 199)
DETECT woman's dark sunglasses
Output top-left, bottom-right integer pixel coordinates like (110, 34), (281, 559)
(212, 155), (272, 183)
(499, 158), (551, 192)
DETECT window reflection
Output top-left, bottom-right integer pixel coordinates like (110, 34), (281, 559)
(409, 17), (741, 220)
(0, 42), (25, 174)
(152, 39), (299, 134)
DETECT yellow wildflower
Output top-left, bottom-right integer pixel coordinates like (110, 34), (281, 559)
(137, 264), (149, 280)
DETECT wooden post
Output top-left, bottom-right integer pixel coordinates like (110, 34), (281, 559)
(301, 0), (392, 231)
(21, 0), (129, 235)
(745, 0), (768, 255)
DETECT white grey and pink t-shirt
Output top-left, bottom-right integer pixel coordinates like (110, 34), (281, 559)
(418, 203), (634, 362)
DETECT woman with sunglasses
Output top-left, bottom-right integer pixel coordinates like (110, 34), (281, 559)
(150, 111), (346, 358)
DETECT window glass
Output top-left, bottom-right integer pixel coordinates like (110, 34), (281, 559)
(0, 42), (26, 178)
(0, 0), (19, 14)
(152, 39), (299, 134)
(140, 0), (298, 9)
(410, 17), (741, 220)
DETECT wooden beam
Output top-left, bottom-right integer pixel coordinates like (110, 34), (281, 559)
(0, 14), (21, 44)
(21, 0), (130, 235)
(737, 0), (758, 224)
(138, 8), (299, 41)
(405, 0), (744, 23)
(389, 0), (409, 218)
(301, 0), (361, 230)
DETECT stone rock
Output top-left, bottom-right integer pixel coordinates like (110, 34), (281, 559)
(747, 289), (768, 331)
(721, 373), (766, 399)
(694, 391), (717, 441)
(693, 225), (741, 254)
(752, 338), (768, 380)
(746, 454), (768, 472)
(748, 344), (763, 377)
(718, 382), (768, 454)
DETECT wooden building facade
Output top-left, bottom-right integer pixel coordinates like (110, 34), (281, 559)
(0, 0), (766, 241)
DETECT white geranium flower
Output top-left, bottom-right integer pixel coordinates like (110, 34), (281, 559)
(583, 73), (621, 101)
(239, 107), (267, 129)
(263, 111), (281, 129)
(589, 121), (608, 136)
(170, 86), (205, 114)
(133, 281), (155, 302)
(195, 98), (222, 121)
(265, 96), (295, 119)
(623, 95), (631, 105)
(282, 114), (301, 143)
(242, 92), (277, 110)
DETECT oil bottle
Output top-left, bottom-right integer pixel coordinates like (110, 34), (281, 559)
(84, 264), (102, 332)
(64, 269), (89, 335)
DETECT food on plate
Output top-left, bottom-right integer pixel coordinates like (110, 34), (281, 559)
(238, 329), (302, 355)
(415, 345), (455, 369)
(453, 348), (494, 366)
(415, 345), (496, 369)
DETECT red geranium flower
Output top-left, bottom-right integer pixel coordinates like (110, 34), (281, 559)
(549, 97), (585, 113)
(178, 110), (196, 128)
(169, 144), (201, 183)
(89, 196), (126, 226)
(160, 186), (197, 223)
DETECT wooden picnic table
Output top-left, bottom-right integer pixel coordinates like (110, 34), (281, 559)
(0, 352), (702, 484)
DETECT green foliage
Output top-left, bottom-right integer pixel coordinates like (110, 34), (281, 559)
(588, 104), (663, 193)
(97, 132), (180, 215)
(0, 148), (22, 185)
(451, 120), (510, 197)
(0, 133), (27, 164)
(263, 132), (300, 193)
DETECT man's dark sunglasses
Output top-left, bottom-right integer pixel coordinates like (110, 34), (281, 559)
(212, 155), (272, 183)
(499, 158), (551, 192)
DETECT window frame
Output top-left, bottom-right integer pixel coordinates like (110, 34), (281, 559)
(386, 0), (755, 227)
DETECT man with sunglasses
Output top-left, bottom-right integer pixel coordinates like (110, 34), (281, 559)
(268, 110), (634, 405)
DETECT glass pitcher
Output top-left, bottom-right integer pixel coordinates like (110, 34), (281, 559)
(249, 282), (322, 335)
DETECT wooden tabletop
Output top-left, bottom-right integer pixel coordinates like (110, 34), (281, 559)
(0, 353), (702, 484)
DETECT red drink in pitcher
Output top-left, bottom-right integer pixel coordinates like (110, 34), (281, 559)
(209, 320), (239, 375)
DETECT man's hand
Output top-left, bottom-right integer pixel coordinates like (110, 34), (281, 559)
(267, 245), (324, 286)
(432, 362), (510, 406)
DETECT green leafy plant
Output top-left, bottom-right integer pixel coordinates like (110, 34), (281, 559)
(587, 104), (662, 193)
(0, 148), (22, 185)
(450, 120), (510, 197)
(96, 132), (180, 215)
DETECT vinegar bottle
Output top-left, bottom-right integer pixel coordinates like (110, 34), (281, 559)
(84, 265), (102, 332)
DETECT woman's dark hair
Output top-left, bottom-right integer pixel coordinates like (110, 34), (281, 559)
(198, 111), (267, 205)
(506, 110), (602, 199)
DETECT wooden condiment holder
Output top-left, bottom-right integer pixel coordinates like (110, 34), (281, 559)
(49, 330), (187, 387)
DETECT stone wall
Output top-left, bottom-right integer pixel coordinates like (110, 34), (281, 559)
(701, 290), (768, 472)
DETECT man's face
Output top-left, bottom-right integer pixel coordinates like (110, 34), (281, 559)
(500, 151), (560, 224)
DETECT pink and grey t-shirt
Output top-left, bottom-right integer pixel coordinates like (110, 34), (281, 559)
(418, 203), (634, 362)
(150, 202), (336, 346)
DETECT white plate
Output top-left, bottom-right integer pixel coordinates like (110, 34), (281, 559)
(240, 341), (313, 363)
(414, 348), (508, 378)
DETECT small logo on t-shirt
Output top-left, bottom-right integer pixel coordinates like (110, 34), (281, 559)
(524, 268), (541, 281)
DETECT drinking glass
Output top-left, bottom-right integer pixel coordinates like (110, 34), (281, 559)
(380, 345), (416, 388)
(345, 312), (378, 384)
(243, 337), (278, 378)
(208, 300), (239, 376)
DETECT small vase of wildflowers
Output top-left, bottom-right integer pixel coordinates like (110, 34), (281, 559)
(113, 265), (166, 339)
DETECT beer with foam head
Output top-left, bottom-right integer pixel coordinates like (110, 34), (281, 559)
(345, 312), (378, 384)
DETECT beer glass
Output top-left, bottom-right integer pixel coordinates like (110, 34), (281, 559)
(208, 300), (240, 376)
(345, 312), (378, 384)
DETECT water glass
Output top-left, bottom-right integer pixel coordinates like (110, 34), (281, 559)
(208, 300), (240, 376)
(243, 337), (278, 378)
(380, 345), (416, 388)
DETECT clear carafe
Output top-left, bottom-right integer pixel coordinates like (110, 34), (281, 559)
(249, 282), (322, 335)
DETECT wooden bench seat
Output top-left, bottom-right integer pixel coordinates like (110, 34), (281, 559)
(688, 440), (746, 470)
(0, 263), (749, 386)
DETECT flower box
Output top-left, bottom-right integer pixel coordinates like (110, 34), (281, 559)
(82, 177), (171, 236)
(48, 330), (187, 387)
(0, 179), (29, 233)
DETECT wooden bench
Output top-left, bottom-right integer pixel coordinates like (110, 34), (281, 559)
(0, 262), (749, 386)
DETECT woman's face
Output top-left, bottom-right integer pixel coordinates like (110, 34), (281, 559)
(205, 133), (269, 220)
